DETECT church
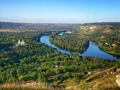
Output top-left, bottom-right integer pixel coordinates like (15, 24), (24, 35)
(16, 40), (26, 46)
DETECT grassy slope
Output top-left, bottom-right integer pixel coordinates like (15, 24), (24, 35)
(58, 68), (120, 90)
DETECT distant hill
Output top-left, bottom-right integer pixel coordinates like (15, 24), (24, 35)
(0, 22), (74, 30)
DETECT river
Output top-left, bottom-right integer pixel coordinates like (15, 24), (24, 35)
(40, 31), (119, 60)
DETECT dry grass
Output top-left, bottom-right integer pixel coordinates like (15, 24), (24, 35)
(0, 82), (62, 90)
(1, 68), (120, 90)
(0, 29), (24, 32)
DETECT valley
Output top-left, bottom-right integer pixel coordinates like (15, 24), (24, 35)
(0, 22), (120, 89)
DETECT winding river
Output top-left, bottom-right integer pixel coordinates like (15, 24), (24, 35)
(40, 31), (119, 60)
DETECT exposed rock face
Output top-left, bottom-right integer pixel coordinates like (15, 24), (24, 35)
(116, 74), (120, 86)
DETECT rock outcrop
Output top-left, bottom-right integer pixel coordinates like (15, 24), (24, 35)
(116, 74), (120, 86)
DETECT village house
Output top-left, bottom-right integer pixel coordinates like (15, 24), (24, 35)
(112, 44), (117, 47)
(105, 43), (108, 45)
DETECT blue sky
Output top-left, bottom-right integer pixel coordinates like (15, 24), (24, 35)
(0, 0), (120, 23)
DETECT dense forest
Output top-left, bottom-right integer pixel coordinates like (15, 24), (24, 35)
(0, 22), (120, 89)
(50, 23), (120, 58)
(50, 33), (89, 53)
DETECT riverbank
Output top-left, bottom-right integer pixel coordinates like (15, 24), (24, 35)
(0, 29), (120, 90)
(40, 31), (120, 60)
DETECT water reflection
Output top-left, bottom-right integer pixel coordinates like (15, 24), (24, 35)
(40, 31), (119, 60)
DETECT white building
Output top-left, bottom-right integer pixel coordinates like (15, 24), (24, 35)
(21, 40), (25, 46)
(18, 40), (21, 45)
(16, 40), (26, 46)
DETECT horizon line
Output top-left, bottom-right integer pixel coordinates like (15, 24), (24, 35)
(1, 21), (120, 25)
